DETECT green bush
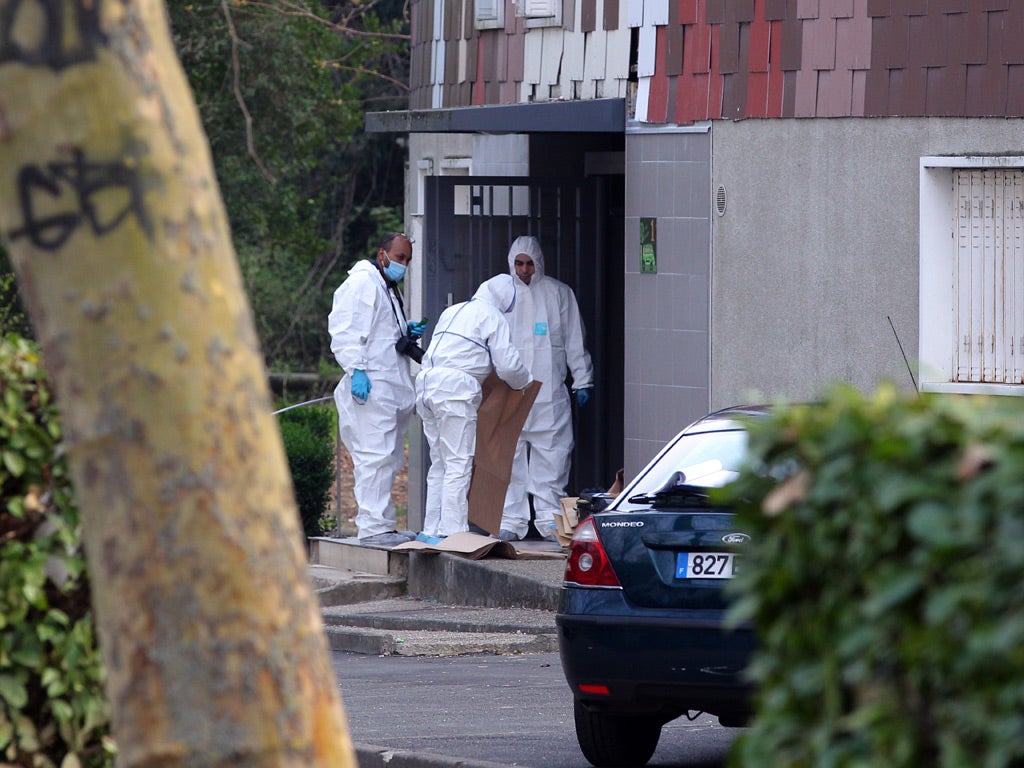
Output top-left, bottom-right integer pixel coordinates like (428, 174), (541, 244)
(278, 404), (335, 540)
(0, 334), (113, 767)
(722, 383), (1024, 768)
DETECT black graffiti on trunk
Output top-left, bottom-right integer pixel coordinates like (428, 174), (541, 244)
(8, 147), (153, 250)
(0, 0), (105, 69)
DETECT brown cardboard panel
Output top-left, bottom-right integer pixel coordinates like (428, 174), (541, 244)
(467, 376), (542, 536)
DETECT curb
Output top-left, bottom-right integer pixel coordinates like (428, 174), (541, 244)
(406, 553), (561, 611)
(355, 742), (516, 768)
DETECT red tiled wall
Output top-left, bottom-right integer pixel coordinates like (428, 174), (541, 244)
(665, 0), (1024, 123)
(408, 0), (1024, 118)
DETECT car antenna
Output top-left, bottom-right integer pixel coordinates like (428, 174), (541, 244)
(887, 315), (919, 393)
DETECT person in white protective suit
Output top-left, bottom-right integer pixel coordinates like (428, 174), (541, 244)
(328, 233), (429, 548)
(414, 275), (533, 541)
(497, 235), (594, 542)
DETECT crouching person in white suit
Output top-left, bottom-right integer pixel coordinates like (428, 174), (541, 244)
(414, 275), (533, 541)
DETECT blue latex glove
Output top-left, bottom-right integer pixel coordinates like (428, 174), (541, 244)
(351, 369), (371, 402)
(407, 318), (428, 339)
(575, 388), (592, 407)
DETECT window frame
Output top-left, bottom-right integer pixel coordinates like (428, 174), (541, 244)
(920, 156), (1024, 396)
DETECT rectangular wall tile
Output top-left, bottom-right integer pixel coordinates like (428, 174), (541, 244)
(605, 0), (621, 29)
(948, 10), (989, 65)
(927, 64), (967, 114)
(908, 12), (948, 67)
(835, 11), (872, 69)
(965, 62), (1007, 114)
(803, 15), (837, 70)
(888, 65), (927, 114)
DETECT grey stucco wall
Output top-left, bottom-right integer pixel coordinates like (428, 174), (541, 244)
(624, 127), (712, 480)
(710, 117), (1024, 410)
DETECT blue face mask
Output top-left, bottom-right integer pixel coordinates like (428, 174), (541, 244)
(384, 261), (407, 282)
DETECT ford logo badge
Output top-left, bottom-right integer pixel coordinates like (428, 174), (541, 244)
(722, 533), (750, 544)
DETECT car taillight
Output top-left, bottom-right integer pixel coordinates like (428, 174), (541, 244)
(563, 517), (621, 587)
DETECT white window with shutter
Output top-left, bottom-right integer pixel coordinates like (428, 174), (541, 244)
(476, 0), (504, 29)
(920, 157), (1024, 395)
(516, 0), (561, 27)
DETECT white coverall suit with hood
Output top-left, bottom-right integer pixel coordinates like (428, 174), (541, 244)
(499, 235), (594, 540)
(329, 259), (416, 539)
(415, 275), (533, 538)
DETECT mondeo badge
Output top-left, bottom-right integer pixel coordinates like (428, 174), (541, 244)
(722, 533), (750, 544)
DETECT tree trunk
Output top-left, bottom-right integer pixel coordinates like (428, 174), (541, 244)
(0, 2), (355, 766)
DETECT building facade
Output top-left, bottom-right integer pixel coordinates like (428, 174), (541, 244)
(369, 1), (1024, 521)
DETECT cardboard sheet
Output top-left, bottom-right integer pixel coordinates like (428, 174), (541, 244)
(394, 531), (565, 560)
(466, 374), (542, 535)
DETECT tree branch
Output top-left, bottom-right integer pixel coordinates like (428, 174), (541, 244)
(222, 0), (276, 182)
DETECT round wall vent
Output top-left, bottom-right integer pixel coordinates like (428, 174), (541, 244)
(715, 184), (727, 216)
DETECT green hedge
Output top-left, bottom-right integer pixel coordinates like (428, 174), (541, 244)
(722, 384), (1024, 768)
(0, 334), (113, 768)
(278, 404), (335, 540)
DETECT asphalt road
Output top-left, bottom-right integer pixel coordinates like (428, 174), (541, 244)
(332, 650), (739, 768)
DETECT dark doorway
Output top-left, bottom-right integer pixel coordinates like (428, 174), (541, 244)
(422, 175), (624, 501)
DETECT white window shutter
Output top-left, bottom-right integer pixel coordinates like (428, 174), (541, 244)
(953, 169), (1024, 384)
(476, 0), (499, 21)
(524, 0), (557, 18)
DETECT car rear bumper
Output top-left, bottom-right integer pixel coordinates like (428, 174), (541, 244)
(555, 611), (755, 720)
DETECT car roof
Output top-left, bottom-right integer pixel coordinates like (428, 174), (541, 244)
(681, 405), (772, 435)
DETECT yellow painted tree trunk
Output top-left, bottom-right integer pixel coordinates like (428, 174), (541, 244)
(0, 2), (355, 766)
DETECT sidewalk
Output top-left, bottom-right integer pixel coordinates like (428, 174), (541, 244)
(310, 537), (571, 768)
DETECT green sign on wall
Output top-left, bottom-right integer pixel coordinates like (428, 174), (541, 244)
(640, 217), (657, 274)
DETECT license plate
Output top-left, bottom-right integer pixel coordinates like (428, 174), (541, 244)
(676, 552), (736, 579)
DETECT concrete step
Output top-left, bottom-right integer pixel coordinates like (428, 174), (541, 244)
(322, 597), (558, 656)
(309, 536), (567, 656)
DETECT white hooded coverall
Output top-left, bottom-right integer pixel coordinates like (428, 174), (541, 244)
(329, 259), (416, 539)
(500, 236), (594, 539)
(415, 275), (532, 538)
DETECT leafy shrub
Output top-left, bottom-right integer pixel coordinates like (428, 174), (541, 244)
(0, 334), (113, 767)
(723, 384), (1024, 768)
(278, 404), (335, 539)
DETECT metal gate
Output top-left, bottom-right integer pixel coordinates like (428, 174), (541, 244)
(422, 175), (624, 508)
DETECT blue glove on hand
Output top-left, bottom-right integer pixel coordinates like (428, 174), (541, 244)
(351, 369), (372, 402)
(575, 388), (592, 407)
(407, 318), (429, 340)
